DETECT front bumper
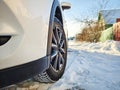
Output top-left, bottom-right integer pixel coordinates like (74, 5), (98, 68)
(0, 56), (50, 88)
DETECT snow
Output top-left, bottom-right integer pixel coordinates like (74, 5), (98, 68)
(68, 40), (120, 56)
(49, 40), (120, 90)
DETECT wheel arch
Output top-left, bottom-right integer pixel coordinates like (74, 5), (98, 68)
(47, 0), (64, 55)
(55, 6), (63, 25)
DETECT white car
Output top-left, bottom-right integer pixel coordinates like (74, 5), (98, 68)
(0, 0), (70, 88)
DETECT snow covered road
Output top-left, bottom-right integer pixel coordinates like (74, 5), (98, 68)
(6, 41), (120, 90)
(49, 41), (120, 90)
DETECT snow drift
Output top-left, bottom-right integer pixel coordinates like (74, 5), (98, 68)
(69, 40), (120, 56)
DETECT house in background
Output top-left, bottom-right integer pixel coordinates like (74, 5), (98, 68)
(98, 9), (120, 42)
(113, 22), (120, 41)
(98, 9), (120, 30)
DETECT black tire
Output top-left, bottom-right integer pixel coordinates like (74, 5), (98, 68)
(34, 17), (67, 82)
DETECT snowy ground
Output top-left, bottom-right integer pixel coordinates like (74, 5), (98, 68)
(7, 40), (120, 90)
(49, 40), (120, 90)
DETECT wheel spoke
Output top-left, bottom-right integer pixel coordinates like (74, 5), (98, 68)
(58, 54), (61, 70)
(60, 40), (64, 48)
(58, 53), (65, 70)
(59, 52), (65, 65)
(55, 27), (60, 43)
(52, 43), (57, 50)
(60, 47), (66, 54)
(52, 31), (57, 44)
(53, 55), (58, 70)
(59, 32), (62, 44)
(51, 51), (57, 59)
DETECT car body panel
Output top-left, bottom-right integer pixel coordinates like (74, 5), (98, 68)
(0, 0), (54, 69)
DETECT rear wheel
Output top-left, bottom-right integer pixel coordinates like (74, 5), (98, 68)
(34, 17), (67, 82)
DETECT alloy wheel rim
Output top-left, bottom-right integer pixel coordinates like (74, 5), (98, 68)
(50, 25), (66, 72)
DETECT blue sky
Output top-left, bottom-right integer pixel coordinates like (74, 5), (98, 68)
(60, 0), (120, 37)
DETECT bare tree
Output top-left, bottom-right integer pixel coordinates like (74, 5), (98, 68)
(75, 0), (110, 42)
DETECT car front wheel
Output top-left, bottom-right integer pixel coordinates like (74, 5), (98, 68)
(34, 17), (67, 82)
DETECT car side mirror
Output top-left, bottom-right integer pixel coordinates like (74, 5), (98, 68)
(61, 2), (71, 10)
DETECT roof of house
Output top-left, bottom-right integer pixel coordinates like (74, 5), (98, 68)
(100, 9), (120, 24)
